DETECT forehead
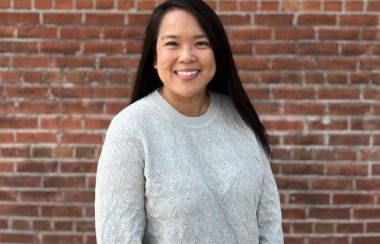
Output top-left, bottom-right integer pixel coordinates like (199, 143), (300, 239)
(158, 8), (205, 35)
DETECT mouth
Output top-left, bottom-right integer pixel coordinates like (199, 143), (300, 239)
(174, 70), (200, 77)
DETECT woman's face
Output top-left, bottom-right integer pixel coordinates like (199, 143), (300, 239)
(155, 9), (216, 101)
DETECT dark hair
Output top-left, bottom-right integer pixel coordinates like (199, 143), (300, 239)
(130, 0), (271, 159)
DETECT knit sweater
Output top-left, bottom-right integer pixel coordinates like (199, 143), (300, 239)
(95, 89), (283, 244)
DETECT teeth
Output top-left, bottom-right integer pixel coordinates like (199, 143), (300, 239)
(176, 70), (198, 76)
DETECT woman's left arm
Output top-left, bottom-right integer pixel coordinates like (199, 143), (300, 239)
(257, 157), (284, 244)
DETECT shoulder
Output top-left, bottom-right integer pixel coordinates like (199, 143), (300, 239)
(107, 93), (158, 136)
(212, 92), (242, 121)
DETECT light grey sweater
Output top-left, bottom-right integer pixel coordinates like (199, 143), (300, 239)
(95, 89), (283, 244)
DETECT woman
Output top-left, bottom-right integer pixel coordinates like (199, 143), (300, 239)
(95, 0), (283, 243)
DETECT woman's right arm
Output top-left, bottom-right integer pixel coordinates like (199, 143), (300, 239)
(95, 117), (146, 243)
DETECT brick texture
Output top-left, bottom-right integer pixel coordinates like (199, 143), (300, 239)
(0, 0), (379, 243)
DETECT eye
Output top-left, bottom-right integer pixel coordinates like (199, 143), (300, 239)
(195, 41), (210, 48)
(164, 41), (179, 47)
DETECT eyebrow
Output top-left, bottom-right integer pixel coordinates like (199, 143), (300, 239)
(160, 34), (208, 40)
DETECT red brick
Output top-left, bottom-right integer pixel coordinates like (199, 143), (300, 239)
(353, 237), (380, 244)
(86, 13), (124, 25)
(240, 1), (257, 11)
(54, 220), (73, 230)
(319, 28), (360, 40)
(308, 119), (348, 131)
(298, 43), (339, 55)
(283, 135), (324, 145)
(327, 163), (368, 176)
(220, 14), (251, 26)
(289, 193), (330, 204)
(55, 57), (95, 68)
(329, 104), (370, 115)
(12, 220), (31, 230)
(340, 15), (378, 26)
(127, 13), (151, 26)
(0, 233), (36, 243)
(275, 28), (315, 39)
(0, 117), (37, 129)
(315, 223), (334, 233)
(84, 42), (125, 54)
(337, 223), (364, 233)
(32, 147), (52, 158)
(260, 1), (279, 11)
(41, 42), (80, 54)
(219, 1), (237, 11)
(0, 41), (38, 53)
(302, 1), (321, 11)
(0, 26), (14, 37)
(12, 56), (54, 68)
(0, 204), (38, 216)
(276, 177), (308, 190)
(117, 0), (134, 10)
(18, 27), (57, 38)
(367, 222), (380, 232)
(230, 42), (252, 55)
(324, 1), (342, 11)
(19, 102), (61, 114)
(33, 220), (51, 231)
(64, 190), (94, 203)
(282, 208), (306, 219)
(0, 1), (10, 8)
(43, 13), (82, 24)
(317, 87), (359, 99)
(61, 133), (103, 144)
(308, 237), (348, 244)
(310, 208), (350, 219)
(84, 118), (110, 129)
(235, 57), (269, 70)
(333, 194), (375, 205)
(361, 58), (380, 70)
(282, 163), (324, 175)
(136, 0), (156, 11)
(293, 222), (312, 233)
(368, 1), (380, 11)
(298, 14), (336, 25)
(256, 43), (295, 55)
(311, 179), (353, 190)
(255, 14), (293, 26)
(43, 235), (83, 243)
(356, 179), (380, 190)
(42, 206), (82, 217)
(99, 57), (139, 69)
(61, 101), (103, 114)
(60, 162), (97, 173)
(19, 191), (61, 202)
(16, 161), (58, 173)
(75, 0), (93, 9)
(16, 132), (57, 143)
(55, 0), (73, 9)
(95, 0), (114, 9)
(0, 13), (38, 24)
(272, 57), (313, 69)
(346, 1), (364, 11)
(283, 103), (325, 115)
(329, 135), (370, 146)
(231, 28), (271, 40)
(35, 0), (52, 9)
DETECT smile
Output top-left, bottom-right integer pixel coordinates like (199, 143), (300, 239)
(175, 70), (200, 76)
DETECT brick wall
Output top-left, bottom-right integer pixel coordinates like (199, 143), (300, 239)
(0, 0), (379, 243)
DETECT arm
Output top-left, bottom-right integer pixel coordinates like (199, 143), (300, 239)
(95, 117), (145, 243)
(257, 156), (284, 244)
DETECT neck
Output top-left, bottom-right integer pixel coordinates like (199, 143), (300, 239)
(159, 88), (210, 117)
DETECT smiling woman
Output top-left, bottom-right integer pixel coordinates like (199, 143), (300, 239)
(154, 9), (216, 116)
(95, 0), (283, 243)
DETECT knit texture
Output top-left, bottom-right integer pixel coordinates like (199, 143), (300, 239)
(95, 90), (283, 244)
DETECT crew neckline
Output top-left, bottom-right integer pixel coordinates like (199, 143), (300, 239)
(149, 89), (219, 128)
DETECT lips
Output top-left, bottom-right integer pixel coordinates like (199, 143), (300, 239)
(175, 70), (200, 77)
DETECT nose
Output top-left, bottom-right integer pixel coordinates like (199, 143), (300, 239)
(178, 46), (196, 63)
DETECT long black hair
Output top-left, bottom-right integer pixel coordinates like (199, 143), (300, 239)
(130, 0), (271, 159)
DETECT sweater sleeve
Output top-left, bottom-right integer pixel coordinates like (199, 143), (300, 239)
(95, 116), (146, 243)
(257, 155), (284, 244)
